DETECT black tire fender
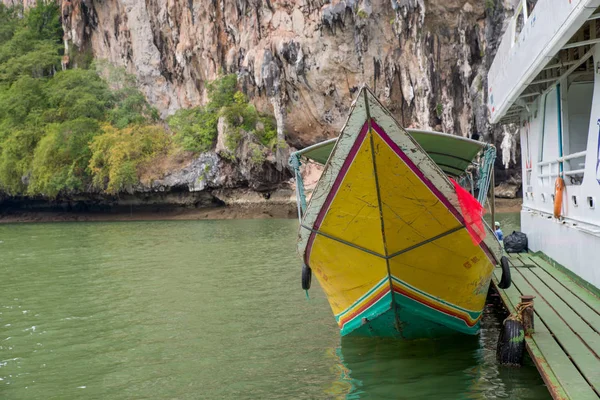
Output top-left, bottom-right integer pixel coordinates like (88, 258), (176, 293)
(496, 319), (525, 366)
(302, 264), (312, 290)
(498, 256), (511, 289)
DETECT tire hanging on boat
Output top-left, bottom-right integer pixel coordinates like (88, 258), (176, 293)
(496, 318), (525, 366)
(302, 264), (312, 290)
(498, 256), (511, 289)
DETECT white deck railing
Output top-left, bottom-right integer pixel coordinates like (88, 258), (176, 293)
(537, 150), (587, 184)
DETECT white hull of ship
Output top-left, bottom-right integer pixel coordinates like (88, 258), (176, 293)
(521, 209), (600, 288)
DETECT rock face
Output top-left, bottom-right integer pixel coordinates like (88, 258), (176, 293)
(1, 0), (35, 6)
(2, 0), (523, 209)
(57, 0), (512, 146)
(495, 181), (520, 199)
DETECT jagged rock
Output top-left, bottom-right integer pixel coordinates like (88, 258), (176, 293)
(2, 0), (523, 205)
(147, 153), (222, 192)
(212, 188), (295, 207)
(495, 182), (520, 199)
(2, 0), (35, 7)
(229, 130), (291, 191)
(49, 0), (513, 145)
(215, 116), (230, 157)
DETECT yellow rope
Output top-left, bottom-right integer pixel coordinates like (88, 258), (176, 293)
(504, 302), (534, 324)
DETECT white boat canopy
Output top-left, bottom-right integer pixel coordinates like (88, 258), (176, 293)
(294, 129), (486, 177)
(488, 0), (600, 124)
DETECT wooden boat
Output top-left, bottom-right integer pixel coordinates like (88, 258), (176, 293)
(290, 86), (505, 339)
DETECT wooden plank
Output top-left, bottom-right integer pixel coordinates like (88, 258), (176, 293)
(517, 267), (600, 356)
(519, 253), (534, 262)
(511, 269), (600, 394)
(530, 257), (600, 312)
(530, 266), (600, 334)
(492, 271), (593, 400)
(518, 253), (536, 266)
(493, 271), (585, 400)
(511, 257), (525, 267)
(527, 337), (573, 400)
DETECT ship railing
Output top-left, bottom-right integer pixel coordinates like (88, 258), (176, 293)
(536, 150), (587, 185)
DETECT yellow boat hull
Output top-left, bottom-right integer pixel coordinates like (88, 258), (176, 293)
(298, 88), (502, 338)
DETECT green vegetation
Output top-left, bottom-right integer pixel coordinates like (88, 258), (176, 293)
(0, 3), (278, 197)
(435, 103), (443, 118)
(28, 118), (100, 197)
(167, 74), (278, 157)
(0, 2), (169, 196)
(89, 124), (171, 194)
(0, 2), (62, 84)
(356, 9), (369, 19)
(168, 107), (219, 153)
(249, 143), (266, 166)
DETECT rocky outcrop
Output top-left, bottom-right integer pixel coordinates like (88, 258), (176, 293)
(0, 140), (293, 213)
(56, 0), (513, 146)
(2, 0), (522, 210)
(495, 181), (521, 199)
(145, 152), (223, 193)
(1, 0), (35, 7)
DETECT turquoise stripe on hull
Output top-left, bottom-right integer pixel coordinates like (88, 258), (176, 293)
(390, 276), (482, 321)
(335, 278), (389, 321)
(341, 292), (481, 339)
(340, 292), (394, 336)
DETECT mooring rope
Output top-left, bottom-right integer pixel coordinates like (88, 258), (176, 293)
(504, 302), (534, 324)
(289, 153), (307, 223)
(477, 146), (497, 205)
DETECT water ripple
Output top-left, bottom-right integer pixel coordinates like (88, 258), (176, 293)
(0, 218), (549, 399)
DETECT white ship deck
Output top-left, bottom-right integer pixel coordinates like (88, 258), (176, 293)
(488, 0), (600, 124)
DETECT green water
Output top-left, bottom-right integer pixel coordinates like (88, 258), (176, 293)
(485, 212), (521, 238)
(0, 217), (550, 399)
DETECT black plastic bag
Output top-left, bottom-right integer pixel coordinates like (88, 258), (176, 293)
(503, 231), (528, 253)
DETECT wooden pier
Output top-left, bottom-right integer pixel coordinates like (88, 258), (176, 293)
(492, 253), (600, 400)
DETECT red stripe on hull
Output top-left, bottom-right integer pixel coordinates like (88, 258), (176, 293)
(392, 284), (479, 327)
(338, 286), (391, 328)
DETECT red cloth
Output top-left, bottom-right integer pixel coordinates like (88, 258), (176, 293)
(449, 178), (486, 245)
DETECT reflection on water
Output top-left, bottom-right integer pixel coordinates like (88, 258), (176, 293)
(326, 301), (549, 399)
(0, 216), (549, 399)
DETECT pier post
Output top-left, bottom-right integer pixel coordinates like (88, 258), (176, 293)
(519, 295), (535, 336)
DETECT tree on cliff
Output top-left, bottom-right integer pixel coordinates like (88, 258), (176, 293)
(0, 2), (167, 196)
(0, 2), (280, 198)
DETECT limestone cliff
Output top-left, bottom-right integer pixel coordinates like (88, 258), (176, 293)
(57, 1), (511, 143)
(2, 0), (521, 211)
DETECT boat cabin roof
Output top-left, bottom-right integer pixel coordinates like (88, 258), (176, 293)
(294, 129), (485, 177)
(488, 0), (600, 124)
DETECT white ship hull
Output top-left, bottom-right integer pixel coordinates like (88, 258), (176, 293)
(521, 209), (600, 287)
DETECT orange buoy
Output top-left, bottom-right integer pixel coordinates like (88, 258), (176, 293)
(553, 177), (565, 219)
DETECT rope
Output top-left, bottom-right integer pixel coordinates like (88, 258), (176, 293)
(504, 302), (534, 324)
(469, 172), (474, 196)
(289, 153), (307, 223)
(458, 170), (475, 196)
(477, 146), (497, 205)
(290, 154), (313, 296)
(458, 173), (471, 193)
